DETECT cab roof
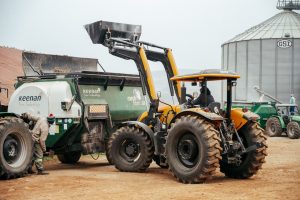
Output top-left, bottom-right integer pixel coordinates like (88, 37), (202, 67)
(170, 69), (240, 82)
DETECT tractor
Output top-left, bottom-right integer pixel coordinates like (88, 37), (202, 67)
(85, 20), (268, 183)
(265, 104), (300, 139)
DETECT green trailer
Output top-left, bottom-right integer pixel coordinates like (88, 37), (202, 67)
(0, 52), (148, 179)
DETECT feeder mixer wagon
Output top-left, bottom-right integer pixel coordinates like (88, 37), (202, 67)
(0, 52), (148, 179)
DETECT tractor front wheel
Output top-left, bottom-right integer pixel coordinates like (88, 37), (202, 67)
(108, 126), (154, 172)
(287, 122), (300, 139)
(265, 117), (282, 137)
(220, 123), (267, 179)
(166, 116), (222, 184)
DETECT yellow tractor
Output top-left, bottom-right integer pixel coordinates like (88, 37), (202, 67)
(85, 21), (268, 183)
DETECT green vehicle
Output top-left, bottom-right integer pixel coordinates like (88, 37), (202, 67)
(229, 101), (278, 129)
(265, 104), (300, 139)
(0, 52), (148, 179)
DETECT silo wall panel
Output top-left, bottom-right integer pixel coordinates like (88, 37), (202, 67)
(294, 39), (300, 105)
(236, 41), (247, 101)
(247, 40), (261, 101)
(261, 40), (276, 100)
(228, 43), (236, 100)
(277, 39), (292, 103)
(221, 45), (228, 104)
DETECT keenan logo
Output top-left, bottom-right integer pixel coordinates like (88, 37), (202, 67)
(83, 88), (101, 94)
(18, 96), (41, 101)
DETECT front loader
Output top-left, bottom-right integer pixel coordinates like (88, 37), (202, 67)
(85, 20), (267, 183)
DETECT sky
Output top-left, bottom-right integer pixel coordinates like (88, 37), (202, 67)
(0, 0), (278, 74)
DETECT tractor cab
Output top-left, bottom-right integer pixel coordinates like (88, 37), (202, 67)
(171, 69), (241, 122)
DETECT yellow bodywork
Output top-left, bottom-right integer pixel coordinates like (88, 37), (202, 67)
(166, 49), (181, 99)
(171, 72), (240, 82)
(231, 108), (248, 130)
(139, 46), (158, 100)
(138, 104), (181, 125)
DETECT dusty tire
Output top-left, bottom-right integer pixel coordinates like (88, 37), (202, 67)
(108, 126), (154, 172)
(166, 116), (222, 184)
(265, 117), (282, 137)
(220, 123), (268, 179)
(0, 117), (33, 179)
(105, 141), (114, 165)
(57, 151), (81, 164)
(286, 122), (300, 139)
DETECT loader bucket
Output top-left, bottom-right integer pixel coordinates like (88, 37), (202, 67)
(22, 52), (98, 76)
(84, 20), (142, 45)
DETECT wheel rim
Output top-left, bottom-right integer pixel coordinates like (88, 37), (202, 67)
(3, 133), (27, 168)
(270, 123), (276, 133)
(120, 139), (140, 162)
(288, 126), (295, 136)
(177, 133), (199, 168)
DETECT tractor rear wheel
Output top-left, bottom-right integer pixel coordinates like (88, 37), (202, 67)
(0, 117), (33, 179)
(57, 151), (81, 164)
(265, 117), (282, 137)
(166, 116), (222, 184)
(286, 122), (300, 139)
(108, 126), (154, 172)
(220, 123), (267, 179)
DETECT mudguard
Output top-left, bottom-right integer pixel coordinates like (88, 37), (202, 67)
(232, 108), (260, 130)
(169, 108), (223, 128)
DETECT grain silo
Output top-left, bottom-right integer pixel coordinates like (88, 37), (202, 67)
(222, 0), (300, 105)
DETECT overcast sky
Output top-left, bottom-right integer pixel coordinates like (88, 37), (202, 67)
(0, 0), (278, 74)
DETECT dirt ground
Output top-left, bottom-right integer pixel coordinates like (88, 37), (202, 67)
(0, 137), (299, 200)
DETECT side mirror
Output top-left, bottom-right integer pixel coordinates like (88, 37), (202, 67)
(157, 91), (162, 99)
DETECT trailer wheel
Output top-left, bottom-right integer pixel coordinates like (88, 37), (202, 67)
(0, 117), (33, 179)
(287, 122), (300, 139)
(166, 116), (222, 184)
(220, 123), (267, 179)
(108, 126), (154, 172)
(105, 141), (114, 165)
(57, 151), (81, 164)
(265, 117), (282, 137)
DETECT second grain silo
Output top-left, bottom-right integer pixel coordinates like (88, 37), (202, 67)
(222, 0), (300, 105)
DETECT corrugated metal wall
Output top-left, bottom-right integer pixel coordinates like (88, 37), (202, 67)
(222, 39), (300, 105)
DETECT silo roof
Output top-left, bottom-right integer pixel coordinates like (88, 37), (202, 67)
(224, 10), (300, 44)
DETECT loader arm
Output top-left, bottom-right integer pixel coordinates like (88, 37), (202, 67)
(139, 42), (181, 103)
(106, 39), (159, 125)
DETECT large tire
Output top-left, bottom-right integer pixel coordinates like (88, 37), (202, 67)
(220, 123), (268, 179)
(265, 117), (282, 137)
(286, 122), (300, 139)
(0, 117), (33, 179)
(108, 126), (154, 172)
(166, 116), (222, 184)
(105, 141), (114, 165)
(57, 151), (81, 164)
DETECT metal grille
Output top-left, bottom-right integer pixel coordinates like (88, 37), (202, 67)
(89, 105), (107, 114)
(277, 0), (300, 10)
